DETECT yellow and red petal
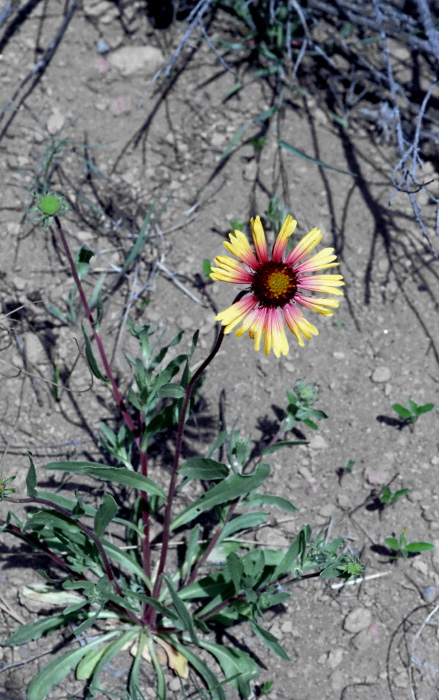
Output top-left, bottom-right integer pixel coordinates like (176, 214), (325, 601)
(224, 230), (259, 270)
(215, 295), (258, 333)
(250, 216), (269, 264)
(246, 307), (268, 352)
(298, 274), (345, 295)
(283, 303), (318, 346)
(265, 308), (289, 357)
(285, 228), (322, 267)
(294, 247), (339, 274)
(271, 216), (297, 262)
(210, 255), (253, 284)
(294, 293), (340, 316)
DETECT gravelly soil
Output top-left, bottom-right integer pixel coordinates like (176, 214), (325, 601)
(1, 2), (438, 699)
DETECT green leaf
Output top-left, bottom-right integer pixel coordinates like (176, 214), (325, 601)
(26, 454), (37, 497)
(26, 632), (119, 700)
(262, 440), (307, 455)
(157, 383), (186, 399)
(273, 536), (301, 580)
(101, 540), (151, 587)
(81, 323), (107, 382)
(22, 584), (83, 606)
(75, 246), (94, 280)
(76, 642), (113, 680)
(199, 640), (259, 697)
(203, 259), (212, 276)
(88, 630), (139, 695)
(2, 613), (78, 646)
(279, 139), (357, 177)
(45, 461), (166, 500)
(392, 404), (412, 420)
(162, 575), (198, 644)
(94, 494), (118, 538)
(122, 202), (155, 274)
(45, 303), (68, 324)
(416, 403), (434, 415)
(219, 512), (267, 541)
(226, 552), (244, 592)
(242, 493), (298, 512)
(162, 636), (226, 700)
(250, 620), (290, 660)
(146, 635), (167, 700)
(205, 431), (228, 459)
(92, 292), (104, 330)
(406, 542), (435, 552)
(178, 457), (230, 481)
(384, 537), (399, 550)
(182, 523), (202, 582)
(171, 463), (270, 530)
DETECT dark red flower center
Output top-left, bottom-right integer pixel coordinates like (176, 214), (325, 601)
(251, 261), (297, 307)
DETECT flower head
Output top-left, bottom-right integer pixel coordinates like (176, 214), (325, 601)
(210, 215), (344, 357)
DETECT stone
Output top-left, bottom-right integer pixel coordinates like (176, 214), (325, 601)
(110, 95), (131, 115)
(308, 434), (328, 450)
(422, 586), (436, 603)
(363, 464), (390, 485)
(24, 332), (45, 364)
(47, 107), (65, 134)
(281, 619), (293, 634)
(371, 366), (391, 383)
(327, 648), (344, 669)
(108, 46), (165, 76)
(343, 607), (372, 633)
(243, 160), (257, 181)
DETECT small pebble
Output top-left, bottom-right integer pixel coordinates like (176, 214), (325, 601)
(371, 366), (391, 383)
(343, 606), (372, 633)
(308, 434), (328, 450)
(422, 586), (436, 603)
(96, 38), (110, 53)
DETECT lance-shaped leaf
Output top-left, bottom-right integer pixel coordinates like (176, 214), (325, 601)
(45, 461), (166, 500)
(94, 494), (118, 538)
(171, 463), (270, 530)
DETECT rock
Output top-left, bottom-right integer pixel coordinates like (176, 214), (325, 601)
(11, 275), (26, 291)
(363, 465), (390, 485)
(110, 95), (131, 115)
(178, 315), (194, 331)
(371, 366), (391, 383)
(96, 57), (110, 74)
(393, 671), (409, 688)
(343, 607), (372, 633)
(422, 586), (436, 603)
(243, 160), (257, 181)
(308, 434), (328, 450)
(108, 46), (165, 76)
(332, 351), (345, 359)
(211, 132), (226, 149)
(412, 558), (428, 575)
(281, 619), (293, 634)
(24, 332), (45, 364)
(47, 107), (65, 134)
(327, 648), (343, 669)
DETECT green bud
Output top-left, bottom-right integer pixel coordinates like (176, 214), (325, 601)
(40, 195), (61, 215)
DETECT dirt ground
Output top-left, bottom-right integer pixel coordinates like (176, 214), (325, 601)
(1, 2), (439, 699)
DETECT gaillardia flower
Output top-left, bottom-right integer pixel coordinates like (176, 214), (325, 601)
(210, 216), (344, 357)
